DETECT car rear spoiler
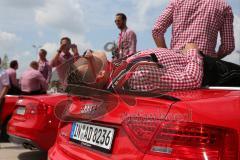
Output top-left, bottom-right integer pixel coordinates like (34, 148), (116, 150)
(207, 86), (240, 91)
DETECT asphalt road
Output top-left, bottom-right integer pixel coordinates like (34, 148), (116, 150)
(0, 142), (47, 160)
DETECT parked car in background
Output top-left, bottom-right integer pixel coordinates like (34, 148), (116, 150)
(1, 95), (19, 140)
(7, 93), (68, 151)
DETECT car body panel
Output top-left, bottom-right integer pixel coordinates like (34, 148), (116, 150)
(166, 89), (240, 159)
(7, 93), (69, 151)
(48, 93), (175, 160)
(48, 88), (240, 160)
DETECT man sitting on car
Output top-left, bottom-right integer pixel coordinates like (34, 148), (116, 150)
(67, 43), (240, 92)
(20, 61), (48, 95)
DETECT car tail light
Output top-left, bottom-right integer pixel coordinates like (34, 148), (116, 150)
(25, 102), (48, 115)
(122, 117), (238, 160)
(15, 105), (26, 115)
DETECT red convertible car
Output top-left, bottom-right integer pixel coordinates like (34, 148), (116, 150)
(48, 85), (240, 160)
(7, 93), (68, 151)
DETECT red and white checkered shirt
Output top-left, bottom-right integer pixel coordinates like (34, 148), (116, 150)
(117, 27), (137, 58)
(152, 0), (235, 58)
(112, 48), (203, 92)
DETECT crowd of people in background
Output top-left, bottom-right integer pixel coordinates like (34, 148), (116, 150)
(1, 49), (52, 95)
(0, 13), (137, 97)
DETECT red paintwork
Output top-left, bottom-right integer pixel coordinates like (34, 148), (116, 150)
(7, 94), (69, 151)
(48, 89), (240, 160)
(1, 95), (18, 133)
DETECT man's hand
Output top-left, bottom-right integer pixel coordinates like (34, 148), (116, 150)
(182, 43), (199, 54)
(84, 50), (94, 59)
(71, 44), (79, 55)
(58, 43), (67, 54)
(51, 44), (66, 67)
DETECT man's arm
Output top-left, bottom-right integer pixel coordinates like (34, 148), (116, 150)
(50, 43), (67, 67)
(47, 63), (52, 83)
(152, 1), (174, 48)
(71, 44), (80, 61)
(217, 6), (235, 59)
(11, 72), (18, 88)
(153, 36), (167, 49)
(128, 31), (137, 55)
(50, 51), (61, 67)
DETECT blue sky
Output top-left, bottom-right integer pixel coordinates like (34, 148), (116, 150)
(0, 0), (239, 75)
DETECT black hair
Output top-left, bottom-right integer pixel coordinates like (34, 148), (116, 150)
(10, 60), (18, 68)
(60, 37), (71, 44)
(40, 49), (47, 56)
(30, 61), (39, 68)
(116, 13), (127, 22)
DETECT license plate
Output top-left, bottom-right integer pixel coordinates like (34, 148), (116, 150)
(70, 122), (116, 153)
(16, 107), (26, 115)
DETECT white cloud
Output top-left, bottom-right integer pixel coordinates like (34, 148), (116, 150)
(0, 31), (20, 54)
(41, 42), (59, 59)
(0, 0), (43, 9)
(23, 51), (31, 56)
(129, 0), (168, 31)
(34, 0), (168, 33)
(223, 14), (240, 65)
(233, 14), (240, 52)
(35, 0), (92, 55)
(37, 31), (44, 37)
(35, 0), (85, 33)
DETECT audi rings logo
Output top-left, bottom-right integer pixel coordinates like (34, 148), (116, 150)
(80, 104), (99, 114)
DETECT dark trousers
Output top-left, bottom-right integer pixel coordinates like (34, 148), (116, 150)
(202, 55), (240, 86)
(7, 86), (21, 95)
(0, 98), (5, 126)
(21, 90), (46, 95)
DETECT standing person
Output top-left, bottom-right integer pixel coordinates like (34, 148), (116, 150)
(152, 0), (235, 59)
(0, 57), (9, 126)
(51, 37), (80, 83)
(20, 61), (48, 95)
(38, 49), (52, 82)
(114, 13), (137, 60)
(6, 60), (20, 94)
